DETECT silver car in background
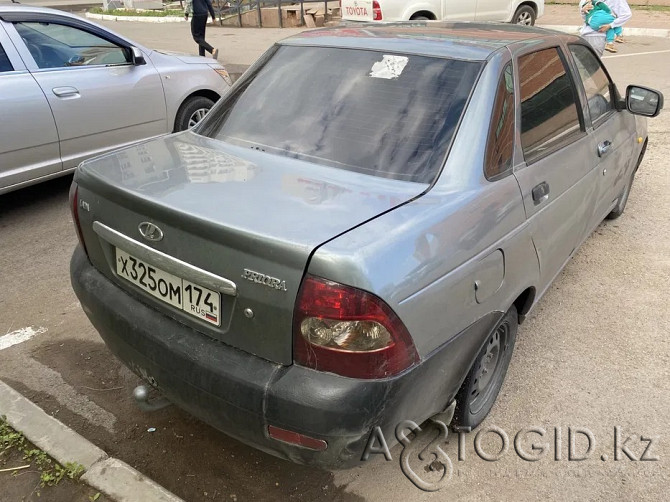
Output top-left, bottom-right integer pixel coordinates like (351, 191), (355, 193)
(0, 6), (231, 194)
(70, 24), (662, 468)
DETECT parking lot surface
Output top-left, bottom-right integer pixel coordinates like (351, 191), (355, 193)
(1, 19), (669, 502)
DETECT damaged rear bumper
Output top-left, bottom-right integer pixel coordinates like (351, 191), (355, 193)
(71, 246), (498, 468)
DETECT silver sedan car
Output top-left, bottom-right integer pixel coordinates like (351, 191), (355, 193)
(0, 6), (230, 194)
(70, 24), (662, 468)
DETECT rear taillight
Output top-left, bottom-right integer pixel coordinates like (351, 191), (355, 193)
(373, 0), (382, 20)
(293, 275), (418, 379)
(69, 182), (88, 256)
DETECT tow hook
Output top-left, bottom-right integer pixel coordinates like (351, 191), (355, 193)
(132, 384), (171, 412)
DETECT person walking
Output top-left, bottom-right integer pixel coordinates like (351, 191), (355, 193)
(600, 0), (632, 44)
(184, 0), (219, 60)
(580, 0), (621, 53)
(579, 4), (606, 56)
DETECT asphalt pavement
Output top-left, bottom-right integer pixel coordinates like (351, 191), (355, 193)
(1, 4), (670, 502)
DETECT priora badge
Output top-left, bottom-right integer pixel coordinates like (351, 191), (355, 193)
(241, 269), (287, 291)
(138, 222), (164, 242)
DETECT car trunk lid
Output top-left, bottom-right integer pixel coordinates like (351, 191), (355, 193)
(74, 132), (427, 365)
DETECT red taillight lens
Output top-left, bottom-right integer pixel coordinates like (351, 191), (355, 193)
(69, 182), (88, 256)
(372, 0), (382, 20)
(293, 275), (418, 379)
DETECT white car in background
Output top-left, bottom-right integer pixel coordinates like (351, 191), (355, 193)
(341, 0), (544, 25)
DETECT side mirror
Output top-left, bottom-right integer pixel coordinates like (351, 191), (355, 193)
(130, 46), (146, 66)
(626, 85), (664, 118)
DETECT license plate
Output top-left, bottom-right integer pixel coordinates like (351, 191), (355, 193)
(115, 248), (221, 326)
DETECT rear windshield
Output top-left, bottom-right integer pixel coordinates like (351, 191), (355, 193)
(199, 46), (482, 184)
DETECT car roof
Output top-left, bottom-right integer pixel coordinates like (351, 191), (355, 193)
(0, 4), (81, 19)
(281, 22), (577, 61)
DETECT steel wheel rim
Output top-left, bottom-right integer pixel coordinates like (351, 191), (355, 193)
(188, 108), (210, 128)
(469, 322), (508, 414)
(517, 12), (532, 25)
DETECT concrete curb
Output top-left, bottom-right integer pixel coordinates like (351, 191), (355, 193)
(540, 24), (670, 38)
(0, 379), (183, 502)
(85, 12), (187, 23)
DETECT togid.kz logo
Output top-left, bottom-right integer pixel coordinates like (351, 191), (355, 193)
(362, 421), (660, 491)
(362, 419), (453, 492)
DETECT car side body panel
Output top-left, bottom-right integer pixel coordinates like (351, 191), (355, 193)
(509, 34), (646, 307)
(475, 0), (516, 21)
(0, 22), (62, 193)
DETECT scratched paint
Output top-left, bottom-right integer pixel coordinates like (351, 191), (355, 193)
(0, 327), (47, 351)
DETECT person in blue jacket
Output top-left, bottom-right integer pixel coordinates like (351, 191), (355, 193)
(185, 0), (219, 60)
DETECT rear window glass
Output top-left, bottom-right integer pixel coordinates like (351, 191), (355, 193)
(200, 46), (482, 183)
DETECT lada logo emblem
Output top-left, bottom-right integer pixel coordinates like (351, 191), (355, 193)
(138, 222), (164, 242)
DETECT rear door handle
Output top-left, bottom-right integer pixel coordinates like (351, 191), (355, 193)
(597, 140), (612, 157)
(52, 86), (80, 98)
(532, 181), (550, 205)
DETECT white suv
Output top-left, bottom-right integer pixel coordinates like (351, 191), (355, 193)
(341, 0), (544, 25)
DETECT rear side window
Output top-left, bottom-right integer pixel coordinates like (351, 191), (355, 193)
(519, 47), (582, 163)
(0, 43), (13, 72)
(201, 46), (482, 183)
(485, 63), (515, 180)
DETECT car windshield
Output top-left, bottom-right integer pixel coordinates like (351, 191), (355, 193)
(199, 46), (482, 184)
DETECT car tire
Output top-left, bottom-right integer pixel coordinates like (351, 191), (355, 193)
(453, 305), (518, 429)
(512, 5), (536, 26)
(174, 96), (215, 132)
(410, 14), (430, 20)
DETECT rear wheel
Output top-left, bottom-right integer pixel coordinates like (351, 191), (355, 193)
(512, 5), (536, 26)
(453, 305), (518, 428)
(174, 96), (215, 132)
